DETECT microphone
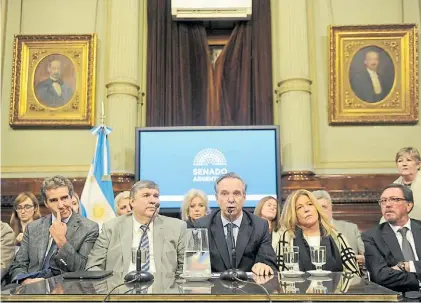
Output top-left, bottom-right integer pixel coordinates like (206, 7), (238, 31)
(220, 208), (247, 281)
(124, 203), (160, 283)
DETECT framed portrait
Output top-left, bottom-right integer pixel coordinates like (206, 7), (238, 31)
(9, 34), (97, 128)
(328, 24), (419, 125)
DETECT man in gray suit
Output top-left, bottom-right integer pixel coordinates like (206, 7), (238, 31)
(9, 176), (99, 285)
(313, 190), (365, 267)
(1, 222), (15, 281)
(86, 180), (187, 275)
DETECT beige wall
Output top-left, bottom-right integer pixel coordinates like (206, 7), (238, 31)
(1, 0), (107, 178)
(308, 0), (421, 174)
(1, 0), (420, 179)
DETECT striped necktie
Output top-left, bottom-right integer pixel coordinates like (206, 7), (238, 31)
(140, 225), (150, 271)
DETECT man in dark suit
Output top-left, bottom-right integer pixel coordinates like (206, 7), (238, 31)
(9, 176), (99, 285)
(350, 50), (391, 103)
(35, 58), (74, 108)
(363, 184), (421, 292)
(195, 172), (277, 275)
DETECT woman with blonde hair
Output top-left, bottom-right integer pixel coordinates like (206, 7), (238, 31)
(254, 196), (281, 233)
(10, 192), (41, 245)
(181, 189), (210, 228)
(273, 189), (360, 275)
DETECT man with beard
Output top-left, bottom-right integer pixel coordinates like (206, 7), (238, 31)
(9, 176), (99, 285)
(35, 58), (74, 108)
(363, 184), (421, 292)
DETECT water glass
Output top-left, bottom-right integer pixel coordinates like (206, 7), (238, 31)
(310, 246), (326, 271)
(182, 229), (211, 278)
(283, 246), (299, 271)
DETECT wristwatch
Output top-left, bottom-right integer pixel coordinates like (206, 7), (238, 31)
(396, 261), (407, 272)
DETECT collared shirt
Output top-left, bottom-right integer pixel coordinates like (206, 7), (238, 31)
(221, 211), (243, 245)
(366, 68), (382, 94)
(128, 216), (156, 273)
(46, 212), (72, 256)
(388, 219), (419, 272)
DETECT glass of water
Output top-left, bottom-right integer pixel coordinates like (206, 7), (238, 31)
(283, 246), (299, 271)
(310, 246), (326, 271)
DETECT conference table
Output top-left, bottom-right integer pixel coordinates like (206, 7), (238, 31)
(0, 271), (408, 302)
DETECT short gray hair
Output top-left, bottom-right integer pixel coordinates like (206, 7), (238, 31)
(395, 147), (421, 164)
(114, 191), (131, 209)
(214, 172), (247, 194)
(180, 189), (210, 221)
(130, 180), (159, 199)
(41, 176), (74, 205)
(312, 190), (332, 204)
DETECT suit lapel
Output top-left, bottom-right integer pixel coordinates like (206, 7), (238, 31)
(210, 214), (231, 269)
(120, 215), (133, 272)
(381, 223), (404, 261)
(153, 215), (164, 273)
(65, 213), (80, 244)
(410, 220), (421, 259)
(37, 215), (52, 266)
(235, 213), (252, 268)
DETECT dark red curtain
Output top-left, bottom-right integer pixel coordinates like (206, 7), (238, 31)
(147, 0), (273, 126)
(146, 0), (211, 126)
(208, 0), (273, 125)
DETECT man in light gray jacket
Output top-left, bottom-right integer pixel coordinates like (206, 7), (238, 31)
(86, 180), (187, 275)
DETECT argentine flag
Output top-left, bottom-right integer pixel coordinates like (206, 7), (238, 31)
(80, 125), (116, 226)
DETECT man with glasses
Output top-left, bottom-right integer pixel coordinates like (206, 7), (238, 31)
(362, 184), (421, 292)
(195, 172), (277, 276)
(9, 176), (99, 285)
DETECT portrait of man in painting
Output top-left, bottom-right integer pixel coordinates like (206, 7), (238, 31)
(349, 46), (395, 103)
(34, 54), (76, 108)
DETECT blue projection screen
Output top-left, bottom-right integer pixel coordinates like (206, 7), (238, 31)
(135, 126), (281, 209)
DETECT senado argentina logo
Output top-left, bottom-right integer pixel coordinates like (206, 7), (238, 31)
(192, 148), (228, 182)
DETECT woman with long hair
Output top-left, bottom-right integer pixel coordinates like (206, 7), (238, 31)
(254, 196), (281, 233)
(273, 189), (360, 275)
(10, 192), (41, 245)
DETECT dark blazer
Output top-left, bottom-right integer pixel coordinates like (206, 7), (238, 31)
(362, 219), (421, 292)
(194, 209), (277, 272)
(35, 78), (74, 108)
(350, 69), (390, 103)
(9, 213), (99, 281)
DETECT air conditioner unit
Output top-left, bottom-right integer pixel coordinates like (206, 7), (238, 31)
(171, 0), (252, 21)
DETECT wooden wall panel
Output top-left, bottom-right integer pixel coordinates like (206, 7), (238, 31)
(1, 173), (398, 231)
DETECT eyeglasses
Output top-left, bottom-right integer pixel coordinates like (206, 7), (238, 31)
(378, 197), (406, 206)
(15, 205), (34, 211)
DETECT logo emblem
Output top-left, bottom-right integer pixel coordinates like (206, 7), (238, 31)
(192, 148), (228, 182)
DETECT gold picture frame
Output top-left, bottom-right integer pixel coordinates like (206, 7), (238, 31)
(328, 24), (419, 125)
(9, 34), (97, 128)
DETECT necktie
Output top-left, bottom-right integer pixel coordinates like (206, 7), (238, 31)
(226, 223), (236, 267)
(43, 239), (57, 271)
(398, 227), (415, 261)
(139, 225), (150, 271)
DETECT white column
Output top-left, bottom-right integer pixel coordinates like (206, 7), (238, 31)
(272, 0), (313, 174)
(106, 0), (140, 173)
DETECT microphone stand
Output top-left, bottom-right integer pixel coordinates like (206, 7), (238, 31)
(124, 203), (160, 283)
(220, 208), (247, 282)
